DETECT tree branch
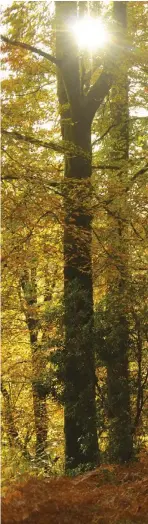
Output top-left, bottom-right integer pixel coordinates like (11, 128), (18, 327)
(1, 210), (62, 267)
(125, 164), (148, 192)
(2, 128), (94, 158)
(1, 34), (59, 66)
(2, 128), (63, 153)
(92, 163), (121, 170)
(92, 123), (117, 146)
(85, 70), (112, 122)
(92, 227), (122, 272)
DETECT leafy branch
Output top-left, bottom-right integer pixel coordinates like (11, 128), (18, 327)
(2, 128), (64, 153)
(1, 34), (59, 66)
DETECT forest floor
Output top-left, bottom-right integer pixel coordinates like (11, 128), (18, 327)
(2, 452), (148, 524)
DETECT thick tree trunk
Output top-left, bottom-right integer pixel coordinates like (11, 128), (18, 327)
(106, 1), (133, 463)
(64, 122), (99, 469)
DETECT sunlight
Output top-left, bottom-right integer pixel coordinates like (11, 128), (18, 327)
(72, 16), (108, 51)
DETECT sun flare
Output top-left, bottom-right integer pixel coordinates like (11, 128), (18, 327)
(73, 16), (108, 51)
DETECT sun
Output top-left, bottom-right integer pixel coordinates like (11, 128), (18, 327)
(72, 16), (108, 51)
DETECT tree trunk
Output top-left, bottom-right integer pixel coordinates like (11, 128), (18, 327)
(1, 382), (20, 446)
(20, 267), (48, 461)
(106, 1), (133, 463)
(63, 122), (99, 469)
(1, 381), (30, 459)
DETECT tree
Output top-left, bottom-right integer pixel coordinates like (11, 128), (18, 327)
(93, 1), (147, 461)
(105, 1), (133, 463)
(19, 265), (48, 462)
(55, 1), (114, 469)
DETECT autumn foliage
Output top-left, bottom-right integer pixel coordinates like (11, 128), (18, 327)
(2, 453), (148, 524)
(1, 0), (148, 515)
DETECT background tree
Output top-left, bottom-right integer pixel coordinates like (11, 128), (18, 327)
(104, 1), (133, 463)
(92, 1), (147, 460)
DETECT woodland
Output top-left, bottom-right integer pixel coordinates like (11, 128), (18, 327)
(1, 1), (148, 523)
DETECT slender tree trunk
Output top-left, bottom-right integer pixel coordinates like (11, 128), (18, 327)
(1, 381), (30, 459)
(30, 333), (48, 461)
(106, 1), (133, 463)
(20, 267), (48, 460)
(1, 382), (19, 446)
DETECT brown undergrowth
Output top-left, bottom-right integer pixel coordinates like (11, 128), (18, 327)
(2, 453), (148, 524)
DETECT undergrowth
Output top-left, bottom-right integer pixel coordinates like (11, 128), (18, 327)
(2, 451), (148, 524)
